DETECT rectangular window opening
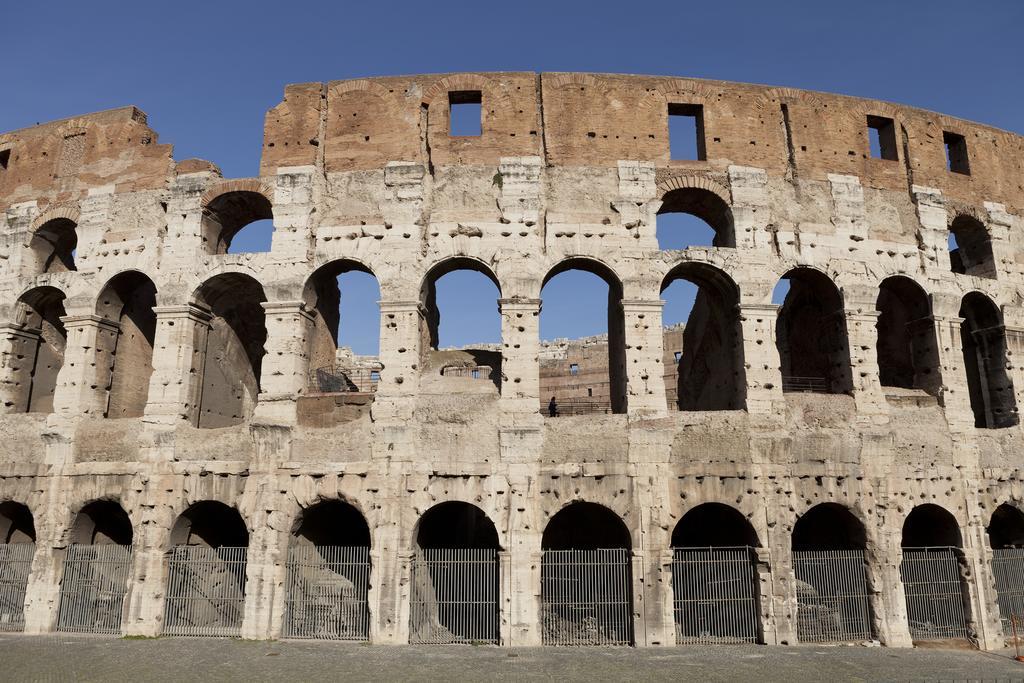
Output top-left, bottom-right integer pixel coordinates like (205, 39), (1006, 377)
(0, 149), (9, 170)
(866, 116), (897, 160)
(943, 131), (970, 175)
(668, 103), (706, 161)
(449, 91), (482, 137)
(569, 363), (579, 376)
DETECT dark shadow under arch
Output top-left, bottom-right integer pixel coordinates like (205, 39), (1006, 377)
(97, 271), (158, 418)
(292, 499), (371, 547)
(876, 276), (939, 395)
(542, 502), (631, 550)
(792, 503), (866, 551)
(988, 504), (1024, 549)
(415, 501), (499, 550)
(30, 218), (78, 273)
(902, 504), (962, 548)
(71, 500), (132, 546)
(170, 501), (248, 548)
(202, 191), (274, 254)
(672, 503), (759, 547)
(657, 187), (735, 249)
(14, 286), (67, 414)
(960, 292), (1017, 429)
(0, 501), (35, 543)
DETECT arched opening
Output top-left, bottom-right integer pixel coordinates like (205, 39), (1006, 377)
(409, 501), (500, 644)
(193, 273), (267, 428)
(0, 502), (36, 632)
(304, 261), (381, 397)
(201, 190), (274, 254)
(949, 215), (995, 278)
(670, 503), (760, 644)
(775, 268), (852, 395)
(540, 260), (626, 416)
(661, 263), (744, 411)
(901, 504), (971, 642)
(96, 271), (157, 418)
(30, 218), (77, 273)
(960, 293), (1017, 429)
(57, 500), (133, 634)
(656, 187), (735, 249)
(540, 502), (633, 645)
(790, 504), (874, 643)
(11, 287), (67, 414)
(284, 500), (372, 641)
(988, 504), (1024, 633)
(164, 501), (249, 637)
(420, 259), (502, 391)
(876, 277), (940, 396)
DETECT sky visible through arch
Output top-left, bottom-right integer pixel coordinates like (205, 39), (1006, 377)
(4, 1), (1019, 354)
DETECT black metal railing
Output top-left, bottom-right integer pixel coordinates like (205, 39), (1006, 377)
(309, 366), (380, 394)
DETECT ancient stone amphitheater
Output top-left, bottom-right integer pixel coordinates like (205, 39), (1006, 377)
(1, 72), (1023, 649)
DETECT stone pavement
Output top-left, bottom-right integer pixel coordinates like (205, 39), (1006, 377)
(2, 636), (1024, 682)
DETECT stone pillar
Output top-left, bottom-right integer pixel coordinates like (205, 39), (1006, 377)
(631, 550), (648, 645)
(866, 525), (913, 647)
(844, 309), (888, 415)
(0, 323), (41, 413)
(254, 301), (314, 424)
(651, 548), (676, 647)
(931, 313), (976, 431)
(21, 510), (64, 634)
(622, 299), (668, 417)
(162, 171), (217, 266)
(754, 547), (778, 644)
(999, 321), (1024, 420)
(498, 550), (512, 645)
(729, 166), (771, 250)
(984, 202), (1017, 281)
(768, 542), (798, 645)
(912, 185), (950, 273)
(241, 507), (280, 640)
(51, 314), (120, 417)
(368, 522), (404, 644)
(122, 520), (170, 637)
(506, 465), (542, 645)
(499, 298), (542, 415)
(373, 300), (424, 421)
(736, 304), (784, 414)
(964, 511), (1005, 650)
(143, 304), (212, 425)
(269, 166), (315, 260)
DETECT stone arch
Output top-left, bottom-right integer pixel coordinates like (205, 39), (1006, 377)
(948, 211), (996, 278)
(10, 286), (67, 413)
(671, 502), (759, 547)
(420, 74), (510, 112)
(291, 499), (371, 548)
(960, 291), (1017, 429)
(656, 176), (735, 249)
(987, 503), (1024, 549)
(414, 501), (500, 550)
(636, 81), (721, 113)
(69, 500), (133, 546)
(192, 272), (268, 428)
(170, 501), (249, 548)
(876, 275), (940, 396)
(95, 270), (157, 418)
(30, 204), (81, 273)
(542, 501), (631, 550)
(792, 503), (867, 551)
(902, 504), (962, 548)
(419, 256), (502, 358)
(0, 501), (35, 544)
(199, 180), (275, 254)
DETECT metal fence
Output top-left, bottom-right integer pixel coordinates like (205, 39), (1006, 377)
(792, 549), (874, 643)
(671, 546), (759, 644)
(0, 543), (35, 632)
(541, 549), (633, 646)
(782, 376), (829, 393)
(992, 548), (1024, 633)
(409, 548), (499, 644)
(309, 366), (380, 394)
(542, 399), (614, 417)
(163, 545), (247, 637)
(56, 544), (133, 634)
(283, 545), (370, 640)
(901, 546), (969, 641)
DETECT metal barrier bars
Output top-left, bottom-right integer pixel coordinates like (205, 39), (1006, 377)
(671, 546), (759, 644)
(792, 549), (873, 643)
(283, 545), (370, 640)
(781, 376), (829, 393)
(163, 546), (247, 637)
(309, 366), (380, 394)
(409, 548), (499, 644)
(992, 548), (1024, 633)
(56, 544), (133, 634)
(0, 543), (35, 632)
(900, 546), (969, 641)
(541, 548), (633, 646)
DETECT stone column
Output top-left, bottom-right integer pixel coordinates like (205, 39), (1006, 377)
(999, 321), (1024, 419)
(498, 298), (541, 415)
(143, 304), (212, 426)
(931, 313), (976, 431)
(866, 525), (913, 647)
(254, 301), (315, 424)
(631, 550), (648, 645)
(912, 185), (950, 273)
(984, 202), (1017, 281)
(0, 323), (41, 413)
(368, 521), (404, 644)
(964, 511), (1004, 650)
(505, 466), (542, 645)
(729, 166), (771, 250)
(241, 507), (280, 640)
(622, 299), (668, 417)
(21, 509), (64, 634)
(51, 314), (120, 417)
(736, 304), (784, 414)
(269, 166), (315, 260)
(768, 542), (798, 645)
(373, 300), (424, 422)
(498, 550), (512, 645)
(754, 547), (777, 644)
(121, 518), (170, 637)
(844, 309), (888, 415)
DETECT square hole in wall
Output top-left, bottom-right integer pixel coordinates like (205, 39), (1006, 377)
(668, 103), (706, 160)
(943, 131), (970, 175)
(449, 91), (482, 137)
(0, 149), (9, 170)
(866, 116), (897, 160)
(569, 363), (579, 376)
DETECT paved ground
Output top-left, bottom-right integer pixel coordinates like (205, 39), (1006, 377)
(2, 635), (1024, 682)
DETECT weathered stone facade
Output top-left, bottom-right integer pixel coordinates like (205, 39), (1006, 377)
(2, 73), (1024, 648)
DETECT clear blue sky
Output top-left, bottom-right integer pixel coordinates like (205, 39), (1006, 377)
(4, 1), (1021, 354)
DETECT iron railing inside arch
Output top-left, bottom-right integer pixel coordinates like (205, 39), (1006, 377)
(671, 546), (760, 644)
(781, 376), (830, 394)
(309, 366), (380, 395)
(992, 547), (1024, 634)
(283, 545), (371, 640)
(900, 546), (970, 641)
(163, 546), (247, 637)
(409, 548), (499, 644)
(792, 549), (874, 643)
(56, 544), (133, 634)
(0, 543), (35, 632)
(541, 548), (633, 646)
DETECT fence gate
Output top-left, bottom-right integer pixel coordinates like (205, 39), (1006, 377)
(284, 545), (370, 640)
(0, 544), (35, 632)
(672, 546), (759, 644)
(409, 548), (498, 644)
(792, 549), (873, 643)
(541, 548), (633, 646)
(901, 547), (969, 640)
(56, 544), (133, 634)
(992, 548), (1024, 632)
(163, 546), (247, 637)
